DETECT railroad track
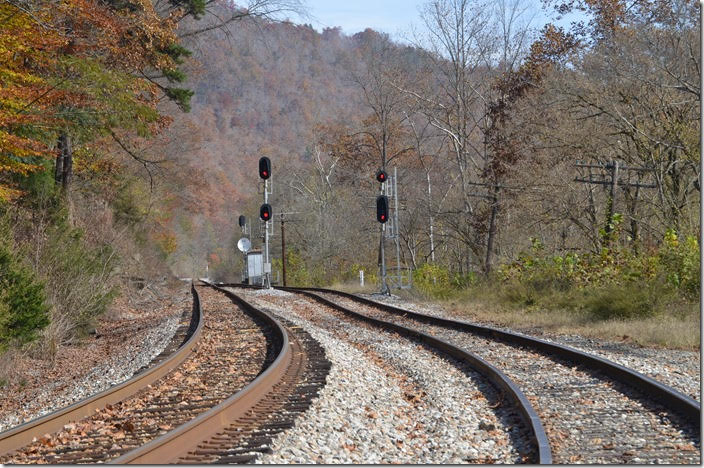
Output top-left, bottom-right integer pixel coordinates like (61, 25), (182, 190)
(0, 283), (203, 458)
(230, 283), (550, 463)
(278, 286), (700, 464)
(0, 283), (330, 464)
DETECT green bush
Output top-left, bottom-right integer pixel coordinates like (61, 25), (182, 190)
(39, 213), (118, 341)
(273, 249), (326, 287)
(659, 229), (700, 300)
(0, 222), (49, 351)
(582, 282), (660, 320)
(412, 263), (476, 299)
(490, 227), (700, 322)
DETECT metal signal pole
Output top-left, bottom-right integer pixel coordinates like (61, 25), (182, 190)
(393, 167), (401, 285)
(263, 177), (271, 288)
(280, 212), (286, 287)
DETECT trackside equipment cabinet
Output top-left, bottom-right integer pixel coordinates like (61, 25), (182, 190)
(243, 250), (263, 285)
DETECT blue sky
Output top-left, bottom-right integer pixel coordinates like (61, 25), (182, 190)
(300, 1), (581, 41)
(302, 0), (426, 38)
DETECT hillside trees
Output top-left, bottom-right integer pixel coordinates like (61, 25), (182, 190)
(396, 0), (539, 274)
(0, 0), (306, 353)
(0, 0), (189, 200)
(501, 0), (701, 256)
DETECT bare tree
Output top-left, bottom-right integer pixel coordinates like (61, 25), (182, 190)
(402, 0), (535, 273)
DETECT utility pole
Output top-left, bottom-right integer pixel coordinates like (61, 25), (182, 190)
(484, 183), (500, 274)
(574, 160), (655, 245)
(280, 212), (287, 287)
(605, 161), (620, 236)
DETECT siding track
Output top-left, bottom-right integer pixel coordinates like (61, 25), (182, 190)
(0, 283), (204, 458)
(288, 286), (700, 464)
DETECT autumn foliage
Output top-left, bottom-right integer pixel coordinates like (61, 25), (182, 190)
(0, 0), (191, 200)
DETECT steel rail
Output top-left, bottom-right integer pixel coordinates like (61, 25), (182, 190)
(0, 283), (204, 457)
(273, 285), (552, 464)
(111, 283), (293, 464)
(295, 286), (701, 426)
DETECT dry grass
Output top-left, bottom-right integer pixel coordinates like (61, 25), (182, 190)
(328, 281), (378, 295)
(439, 296), (700, 350)
(333, 281), (700, 351)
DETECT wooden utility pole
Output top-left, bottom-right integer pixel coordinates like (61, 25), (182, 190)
(484, 183), (500, 274)
(463, 180), (502, 275)
(574, 160), (655, 245)
(605, 161), (620, 236)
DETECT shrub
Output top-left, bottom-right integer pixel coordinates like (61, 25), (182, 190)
(583, 282), (659, 320)
(659, 229), (700, 300)
(0, 221), (49, 352)
(38, 213), (118, 344)
(413, 263), (456, 299)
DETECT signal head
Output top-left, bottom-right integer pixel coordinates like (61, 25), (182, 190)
(376, 195), (389, 223)
(260, 203), (272, 221)
(376, 169), (387, 183)
(259, 157), (271, 180)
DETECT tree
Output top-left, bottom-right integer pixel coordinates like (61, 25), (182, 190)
(405, 0), (536, 273)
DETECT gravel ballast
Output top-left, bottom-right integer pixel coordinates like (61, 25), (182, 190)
(0, 286), (190, 432)
(239, 289), (534, 464)
(330, 292), (700, 464)
(1, 286), (271, 464)
(362, 294), (700, 401)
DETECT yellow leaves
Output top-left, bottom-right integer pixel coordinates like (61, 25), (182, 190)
(0, 0), (187, 202)
(0, 185), (23, 202)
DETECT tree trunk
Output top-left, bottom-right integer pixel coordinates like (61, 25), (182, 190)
(484, 184), (499, 274)
(55, 132), (73, 191)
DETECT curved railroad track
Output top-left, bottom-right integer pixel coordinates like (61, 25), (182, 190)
(0, 283), (330, 464)
(230, 283), (551, 463)
(283, 286), (700, 464)
(0, 283), (203, 458)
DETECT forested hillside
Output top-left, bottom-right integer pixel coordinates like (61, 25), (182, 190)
(0, 0), (306, 359)
(174, 0), (700, 333)
(165, 21), (373, 274)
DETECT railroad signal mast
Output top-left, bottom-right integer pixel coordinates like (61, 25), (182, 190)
(259, 157), (272, 288)
(375, 169), (391, 295)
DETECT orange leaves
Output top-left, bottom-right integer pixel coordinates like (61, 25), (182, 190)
(0, 0), (190, 200)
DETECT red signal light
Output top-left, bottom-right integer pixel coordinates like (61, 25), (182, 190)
(259, 157), (271, 180)
(376, 169), (387, 183)
(376, 195), (389, 223)
(260, 203), (272, 221)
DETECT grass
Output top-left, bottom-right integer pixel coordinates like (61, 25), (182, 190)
(441, 294), (700, 350)
(333, 280), (700, 351)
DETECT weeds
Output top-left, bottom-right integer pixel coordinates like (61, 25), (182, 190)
(36, 213), (118, 348)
